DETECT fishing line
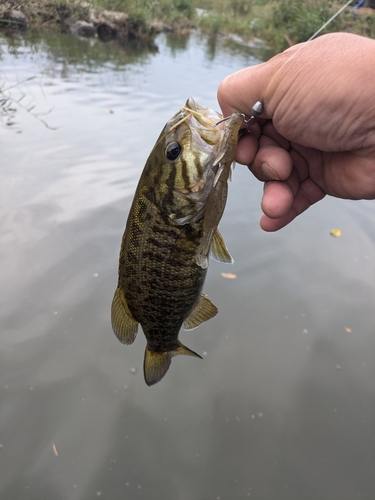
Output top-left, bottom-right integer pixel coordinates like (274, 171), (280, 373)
(307, 0), (355, 41)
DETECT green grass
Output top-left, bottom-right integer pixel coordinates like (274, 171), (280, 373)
(90, 0), (197, 24)
(196, 0), (375, 51)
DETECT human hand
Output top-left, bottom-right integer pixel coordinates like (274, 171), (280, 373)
(217, 33), (375, 231)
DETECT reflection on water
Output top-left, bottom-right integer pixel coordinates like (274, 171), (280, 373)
(1, 31), (375, 500)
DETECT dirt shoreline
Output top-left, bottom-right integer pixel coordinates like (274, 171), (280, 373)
(0, 1), (170, 44)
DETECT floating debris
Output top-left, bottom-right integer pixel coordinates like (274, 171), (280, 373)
(221, 272), (237, 279)
(330, 228), (342, 237)
(344, 327), (352, 333)
(52, 443), (58, 457)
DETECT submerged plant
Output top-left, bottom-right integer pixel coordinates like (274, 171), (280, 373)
(0, 77), (56, 130)
(0, 88), (17, 128)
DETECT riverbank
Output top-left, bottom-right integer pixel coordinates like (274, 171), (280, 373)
(1, 0), (375, 52)
(0, 1), (158, 44)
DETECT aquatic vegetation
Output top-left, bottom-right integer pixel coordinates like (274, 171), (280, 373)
(0, 87), (17, 128)
(0, 77), (55, 130)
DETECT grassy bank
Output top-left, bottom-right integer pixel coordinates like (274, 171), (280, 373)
(1, 0), (375, 52)
(195, 0), (375, 50)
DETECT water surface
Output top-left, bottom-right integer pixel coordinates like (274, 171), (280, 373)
(1, 31), (375, 500)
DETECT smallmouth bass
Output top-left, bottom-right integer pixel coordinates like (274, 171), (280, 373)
(111, 97), (243, 386)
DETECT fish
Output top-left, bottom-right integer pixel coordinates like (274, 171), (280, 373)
(111, 97), (243, 386)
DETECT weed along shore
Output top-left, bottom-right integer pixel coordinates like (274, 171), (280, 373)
(1, 1), (375, 52)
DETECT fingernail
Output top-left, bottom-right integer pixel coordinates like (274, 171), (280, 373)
(259, 162), (279, 180)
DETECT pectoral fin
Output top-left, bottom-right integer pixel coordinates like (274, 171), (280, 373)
(111, 287), (138, 345)
(210, 229), (233, 264)
(195, 175), (229, 269)
(195, 229), (214, 269)
(144, 342), (202, 386)
(183, 293), (218, 330)
(195, 248), (210, 269)
(195, 228), (233, 269)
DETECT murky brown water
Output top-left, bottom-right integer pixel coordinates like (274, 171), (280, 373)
(1, 31), (375, 500)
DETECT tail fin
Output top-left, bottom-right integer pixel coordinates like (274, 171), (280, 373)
(143, 342), (202, 386)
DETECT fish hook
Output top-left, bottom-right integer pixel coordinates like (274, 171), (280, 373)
(242, 100), (264, 131)
(215, 100), (264, 131)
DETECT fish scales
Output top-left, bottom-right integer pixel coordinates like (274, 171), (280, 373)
(119, 169), (207, 347)
(123, 213), (207, 351)
(112, 97), (243, 386)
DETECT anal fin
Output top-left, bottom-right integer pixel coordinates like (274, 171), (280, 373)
(183, 293), (218, 330)
(111, 287), (138, 344)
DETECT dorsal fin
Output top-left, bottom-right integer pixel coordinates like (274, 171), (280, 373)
(111, 287), (138, 344)
(210, 228), (233, 264)
(144, 342), (202, 386)
(183, 293), (218, 330)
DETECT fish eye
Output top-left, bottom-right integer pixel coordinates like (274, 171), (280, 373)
(165, 142), (181, 161)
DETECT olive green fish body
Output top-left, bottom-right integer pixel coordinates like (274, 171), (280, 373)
(112, 98), (243, 386)
(120, 186), (207, 351)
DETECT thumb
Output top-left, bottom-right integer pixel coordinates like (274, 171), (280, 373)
(217, 55), (287, 119)
(217, 62), (270, 119)
(216, 40), (311, 120)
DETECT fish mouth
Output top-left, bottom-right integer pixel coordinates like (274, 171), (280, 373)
(174, 100), (236, 197)
(182, 97), (230, 133)
(168, 99), (244, 226)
